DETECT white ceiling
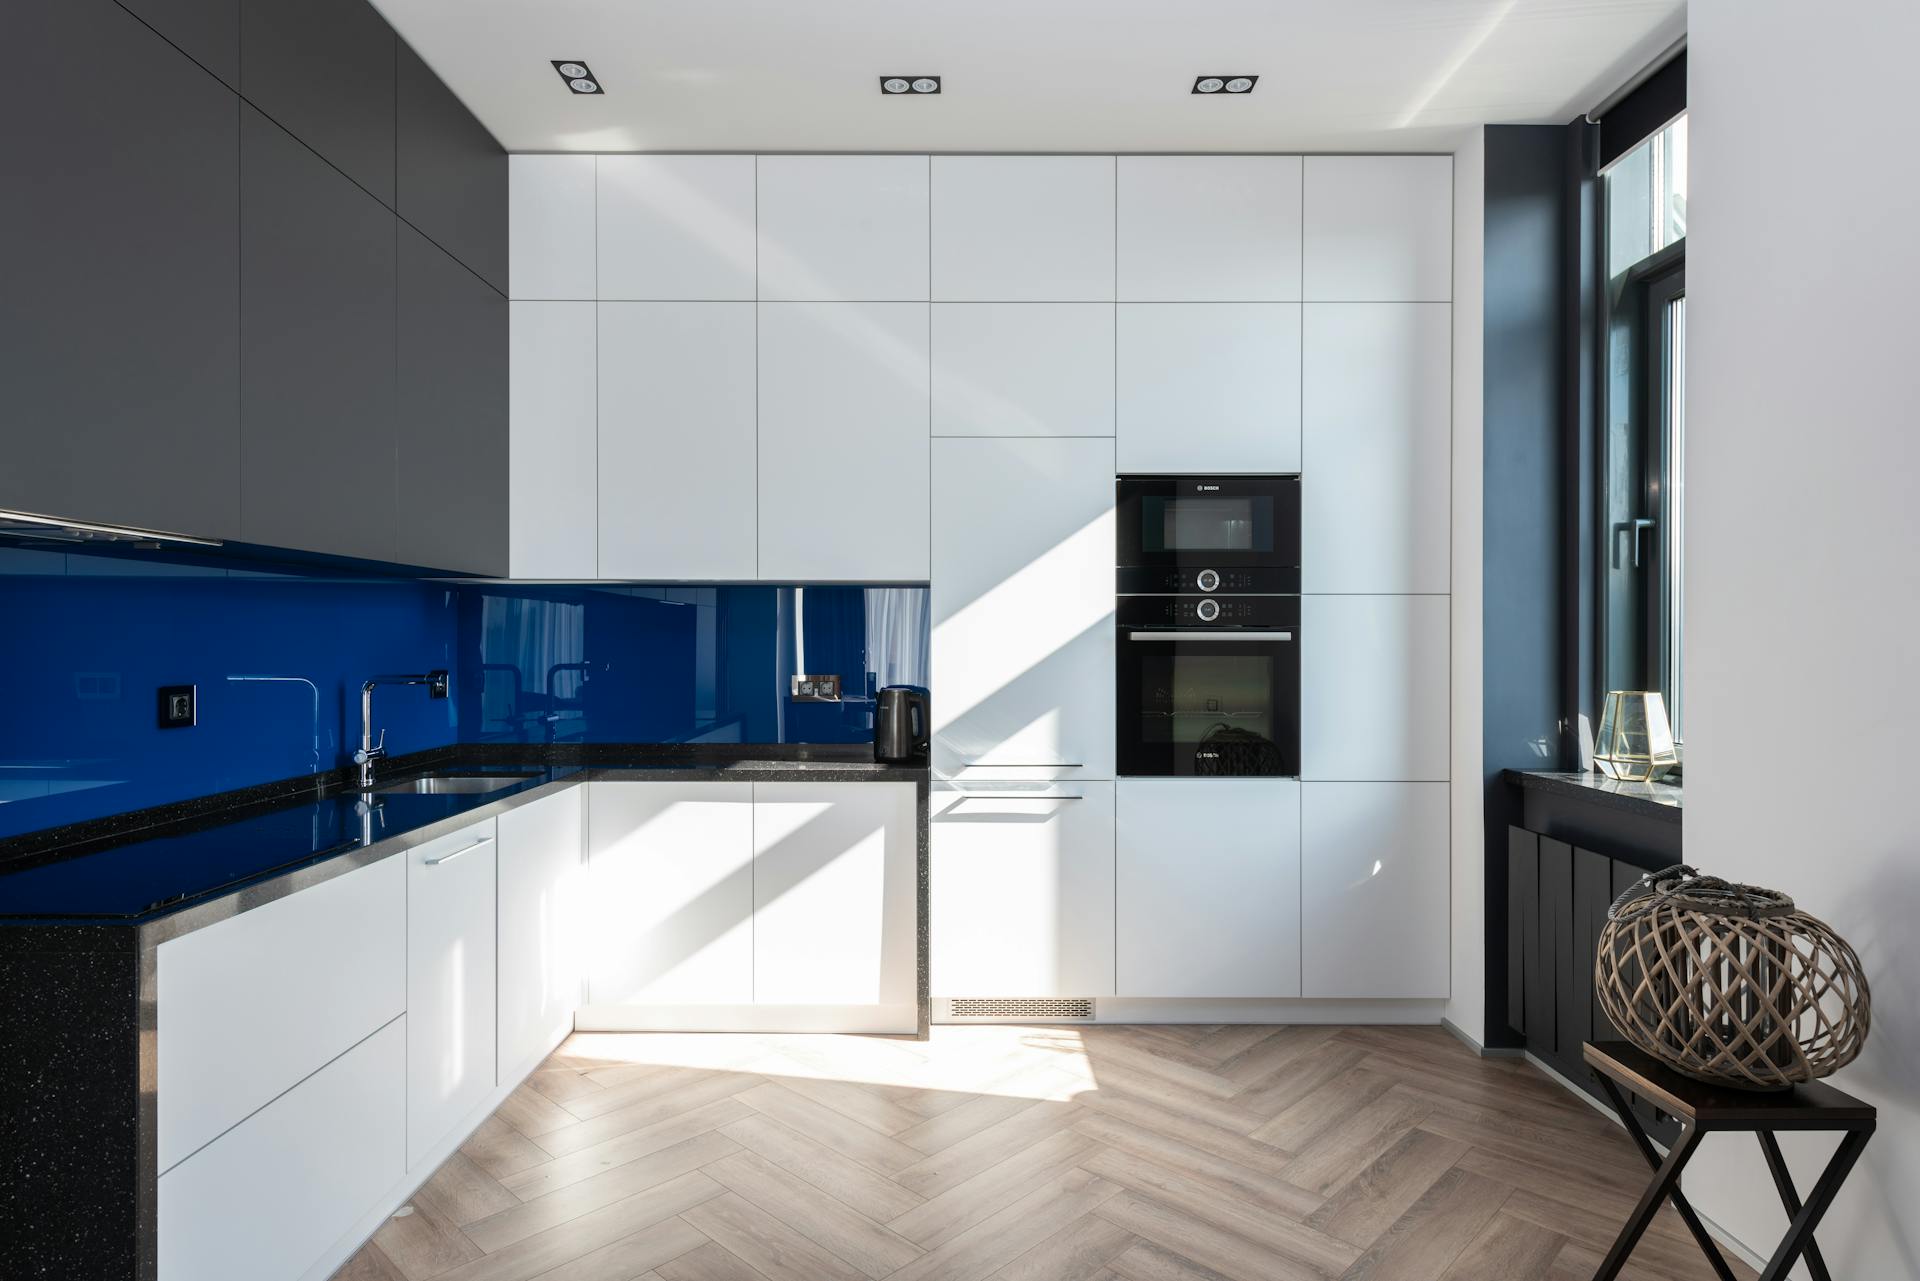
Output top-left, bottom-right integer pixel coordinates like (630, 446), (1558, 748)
(371, 0), (1686, 154)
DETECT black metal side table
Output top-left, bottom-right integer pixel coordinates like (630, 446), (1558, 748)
(1584, 1041), (1876, 1281)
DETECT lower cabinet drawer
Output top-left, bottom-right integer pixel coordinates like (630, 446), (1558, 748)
(158, 1016), (405, 1281)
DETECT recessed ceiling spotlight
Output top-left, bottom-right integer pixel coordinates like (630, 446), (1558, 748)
(880, 75), (941, 94)
(1193, 74), (1258, 95)
(552, 59), (603, 94)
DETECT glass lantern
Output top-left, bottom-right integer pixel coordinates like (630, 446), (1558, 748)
(1594, 690), (1679, 782)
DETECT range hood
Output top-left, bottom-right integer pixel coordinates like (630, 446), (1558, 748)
(0, 508), (223, 549)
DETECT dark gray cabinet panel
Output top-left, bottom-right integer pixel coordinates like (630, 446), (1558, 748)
(1534, 838), (1571, 1058)
(397, 40), (507, 295)
(397, 225), (507, 574)
(241, 0), (395, 206)
(0, 0), (240, 539)
(241, 105), (397, 561)
(117, 0), (238, 86)
(1507, 827), (1534, 1039)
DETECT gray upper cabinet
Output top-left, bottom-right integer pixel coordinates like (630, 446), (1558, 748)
(118, 0), (240, 87)
(241, 105), (398, 562)
(397, 225), (508, 574)
(397, 40), (507, 294)
(242, 0), (396, 207)
(0, 0), (240, 539)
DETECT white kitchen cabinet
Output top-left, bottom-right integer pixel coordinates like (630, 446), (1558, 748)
(1115, 779), (1301, 998)
(597, 154), (756, 300)
(598, 302), (757, 579)
(757, 302), (930, 580)
(1303, 155), (1453, 302)
(509, 154), (595, 300)
(753, 782), (917, 1014)
(931, 304), (1114, 437)
(406, 820), (497, 1170)
(497, 786), (584, 1083)
(1116, 304), (1301, 473)
(1302, 303), (1452, 594)
(1117, 156), (1302, 301)
(1301, 782), (1449, 998)
(1301, 595), (1449, 782)
(586, 781), (756, 1005)
(931, 782), (1115, 997)
(156, 854), (404, 1174)
(932, 156), (1115, 301)
(932, 436), (1114, 779)
(757, 155), (929, 301)
(158, 1017), (405, 1281)
(509, 301), (597, 578)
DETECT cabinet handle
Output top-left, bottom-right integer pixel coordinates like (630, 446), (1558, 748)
(425, 836), (493, 866)
(953, 759), (1085, 768)
(950, 790), (1085, 800)
(1126, 631), (1294, 642)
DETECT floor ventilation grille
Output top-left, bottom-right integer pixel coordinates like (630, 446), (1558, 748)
(945, 997), (1095, 1021)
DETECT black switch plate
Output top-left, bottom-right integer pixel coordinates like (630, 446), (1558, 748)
(158, 684), (196, 728)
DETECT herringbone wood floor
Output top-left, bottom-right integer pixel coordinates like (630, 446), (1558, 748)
(333, 1024), (1755, 1281)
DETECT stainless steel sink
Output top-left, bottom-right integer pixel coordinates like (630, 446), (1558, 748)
(373, 773), (537, 796)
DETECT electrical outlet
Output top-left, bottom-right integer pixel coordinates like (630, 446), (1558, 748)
(157, 684), (196, 729)
(790, 674), (842, 703)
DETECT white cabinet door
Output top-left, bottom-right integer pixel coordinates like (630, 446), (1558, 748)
(1116, 304), (1301, 473)
(597, 154), (756, 300)
(1301, 595), (1449, 782)
(1115, 779), (1300, 998)
(757, 155), (929, 301)
(753, 782), (917, 1009)
(1117, 156), (1302, 301)
(599, 302), (757, 579)
(757, 302), (930, 580)
(932, 156), (1114, 301)
(931, 304), (1114, 437)
(1302, 303), (1452, 594)
(509, 154), (595, 300)
(497, 787), (584, 1082)
(406, 821), (497, 1170)
(931, 782), (1115, 997)
(158, 1017), (405, 1281)
(1301, 782), (1449, 997)
(1303, 156), (1453, 302)
(587, 781), (755, 1005)
(510, 301), (597, 578)
(932, 436), (1114, 779)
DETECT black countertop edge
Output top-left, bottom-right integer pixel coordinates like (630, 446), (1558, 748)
(1505, 768), (1683, 823)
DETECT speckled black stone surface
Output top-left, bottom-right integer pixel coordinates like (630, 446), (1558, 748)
(1505, 768), (1683, 823)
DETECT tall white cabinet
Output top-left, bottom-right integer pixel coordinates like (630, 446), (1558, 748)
(405, 821), (497, 1170)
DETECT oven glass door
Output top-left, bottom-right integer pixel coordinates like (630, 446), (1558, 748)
(1117, 477), (1301, 570)
(1117, 630), (1300, 777)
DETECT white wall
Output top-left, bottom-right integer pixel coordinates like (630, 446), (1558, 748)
(1689, 3), (1920, 1274)
(1447, 128), (1486, 1046)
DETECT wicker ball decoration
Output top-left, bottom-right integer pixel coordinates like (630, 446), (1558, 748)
(1594, 866), (1871, 1090)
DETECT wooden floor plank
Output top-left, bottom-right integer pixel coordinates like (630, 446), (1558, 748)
(464, 1133), (738, 1254)
(1105, 1239), (1239, 1281)
(703, 1148), (924, 1279)
(1336, 1166), (1511, 1281)
(461, 1115), (557, 1181)
(1437, 1211), (1566, 1281)
(883, 1167), (1124, 1281)
(1093, 1190), (1329, 1281)
(988, 1210), (1135, 1281)
(1072, 1111), (1323, 1220)
(653, 1240), (777, 1281)
(414, 1151), (525, 1228)
(680, 1190), (871, 1281)
(502, 1098), (753, 1202)
(535, 1074), (766, 1159)
(367, 1197), (482, 1280)
(517, 1216), (708, 1281)
(430, 1171), (723, 1281)
(893, 1097), (1086, 1199)
(1305, 1126), (1467, 1250)
(888, 1128), (1105, 1249)
(737, 1081), (929, 1176)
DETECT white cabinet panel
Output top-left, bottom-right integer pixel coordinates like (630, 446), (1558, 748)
(1118, 156), (1302, 301)
(932, 436), (1114, 779)
(1303, 156), (1453, 302)
(406, 820), (497, 1170)
(1302, 304), (1452, 593)
(158, 1017), (405, 1281)
(757, 302), (930, 580)
(931, 783), (1115, 997)
(587, 781), (755, 1005)
(497, 787), (584, 1082)
(931, 304), (1114, 437)
(510, 154), (595, 300)
(1301, 595), (1449, 781)
(753, 782), (917, 1008)
(510, 301), (597, 578)
(599, 303), (757, 579)
(1116, 304), (1301, 474)
(597, 154), (756, 300)
(757, 155), (929, 301)
(1301, 782), (1449, 997)
(932, 156), (1114, 301)
(156, 855), (403, 1173)
(1115, 779), (1300, 998)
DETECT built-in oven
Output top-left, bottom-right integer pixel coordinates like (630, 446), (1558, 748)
(1116, 475), (1301, 595)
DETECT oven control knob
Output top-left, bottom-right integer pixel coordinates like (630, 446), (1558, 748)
(1195, 597), (1220, 622)
(1195, 568), (1220, 592)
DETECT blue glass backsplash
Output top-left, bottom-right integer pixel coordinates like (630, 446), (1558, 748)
(0, 546), (928, 840)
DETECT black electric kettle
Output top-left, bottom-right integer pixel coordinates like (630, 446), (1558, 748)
(874, 686), (929, 762)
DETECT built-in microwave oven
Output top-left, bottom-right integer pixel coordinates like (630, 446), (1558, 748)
(1116, 475), (1301, 595)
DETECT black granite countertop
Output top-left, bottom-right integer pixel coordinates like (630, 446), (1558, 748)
(1505, 768), (1683, 823)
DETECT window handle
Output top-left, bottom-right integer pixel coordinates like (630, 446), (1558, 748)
(1632, 518), (1656, 568)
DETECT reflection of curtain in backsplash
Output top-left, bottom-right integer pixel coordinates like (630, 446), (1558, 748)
(479, 595), (585, 738)
(865, 588), (930, 693)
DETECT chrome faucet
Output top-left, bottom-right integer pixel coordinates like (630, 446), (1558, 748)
(356, 671), (449, 787)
